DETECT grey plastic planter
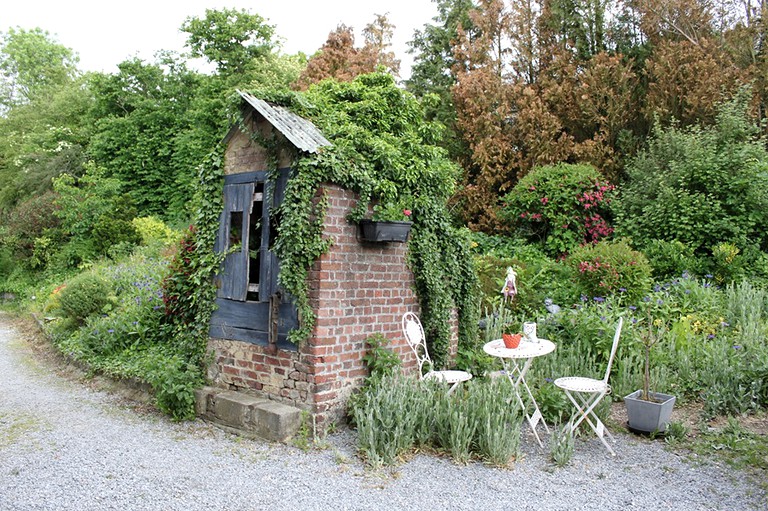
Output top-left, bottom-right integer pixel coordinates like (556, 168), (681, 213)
(624, 390), (676, 434)
(359, 220), (412, 242)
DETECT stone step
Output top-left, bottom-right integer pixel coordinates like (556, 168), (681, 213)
(194, 386), (303, 442)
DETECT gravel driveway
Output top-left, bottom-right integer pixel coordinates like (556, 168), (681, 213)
(1, 314), (765, 511)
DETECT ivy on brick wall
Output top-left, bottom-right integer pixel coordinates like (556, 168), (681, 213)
(251, 73), (480, 367)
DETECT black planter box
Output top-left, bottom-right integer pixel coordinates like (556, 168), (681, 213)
(359, 220), (412, 243)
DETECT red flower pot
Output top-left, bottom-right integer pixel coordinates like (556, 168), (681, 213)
(503, 333), (522, 349)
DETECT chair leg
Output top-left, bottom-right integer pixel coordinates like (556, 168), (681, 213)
(563, 390), (616, 456)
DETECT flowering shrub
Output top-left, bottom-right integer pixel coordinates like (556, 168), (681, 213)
(501, 163), (615, 256)
(565, 239), (651, 302)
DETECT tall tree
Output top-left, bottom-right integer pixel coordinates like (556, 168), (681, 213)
(88, 57), (210, 217)
(406, 0), (476, 159)
(293, 14), (399, 90)
(0, 27), (79, 110)
(0, 30), (87, 211)
(181, 8), (276, 78)
(361, 13), (401, 74)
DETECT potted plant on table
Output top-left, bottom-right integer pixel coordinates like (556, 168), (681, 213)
(623, 296), (677, 434)
(502, 330), (522, 349)
(358, 201), (413, 243)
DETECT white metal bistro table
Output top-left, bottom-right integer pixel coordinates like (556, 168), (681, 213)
(483, 338), (556, 448)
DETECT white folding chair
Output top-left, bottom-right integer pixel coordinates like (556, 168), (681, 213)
(402, 312), (472, 394)
(554, 317), (623, 455)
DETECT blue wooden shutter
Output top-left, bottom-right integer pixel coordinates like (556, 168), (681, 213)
(218, 182), (255, 301)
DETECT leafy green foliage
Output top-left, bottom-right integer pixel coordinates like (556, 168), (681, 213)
(565, 239), (652, 302)
(48, 164), (139, 268)
(181, 8), (276, 77)
(351, 375), (521, 467)
(56, 272), (113, 325)
(40, 149), (224, 421)
(0, 27), (78, 108)
(550, 422), (575, 467)
(159, 148), (225, 362)
(502, 163), (615, 256)
(406, 0), (475, 159)
(614, 90), (768, 266)
(642, 239), (702, 280)
(131, 216), (178, 246)
(259, 73), (479, 365)
(362, 333), (402, 381)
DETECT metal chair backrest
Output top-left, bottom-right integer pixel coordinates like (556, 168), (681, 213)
(402, 312), (431, 377)
(602, 317), (624, 384)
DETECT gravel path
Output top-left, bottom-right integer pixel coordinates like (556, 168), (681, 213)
(0, 315), (766, 511)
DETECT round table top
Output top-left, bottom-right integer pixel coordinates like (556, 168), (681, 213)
(483, 338), (556, 359)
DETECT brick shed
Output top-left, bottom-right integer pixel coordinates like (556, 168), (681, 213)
(199, 91), (458, 434)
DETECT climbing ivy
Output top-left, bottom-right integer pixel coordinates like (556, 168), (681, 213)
(159, 148), (225, 392)
(253, 73), (479, 366)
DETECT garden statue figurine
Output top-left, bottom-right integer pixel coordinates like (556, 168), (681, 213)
(501, 267), (518, 301)
(544, 298), (561, 315)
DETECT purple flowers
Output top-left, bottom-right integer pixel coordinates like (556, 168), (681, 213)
(593, 296), (605, 303)
(628, 305), (637, 311)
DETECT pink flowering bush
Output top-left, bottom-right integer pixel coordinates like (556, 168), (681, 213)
(565, 239), (652, 302)
(501, 163), (615, 256)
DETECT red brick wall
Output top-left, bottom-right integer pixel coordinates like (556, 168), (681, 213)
(208, 183), (462, 428)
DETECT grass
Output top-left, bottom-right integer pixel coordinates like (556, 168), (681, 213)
(0, 411), (46, 449)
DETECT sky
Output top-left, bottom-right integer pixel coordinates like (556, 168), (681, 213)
(2, 0), (439, 79)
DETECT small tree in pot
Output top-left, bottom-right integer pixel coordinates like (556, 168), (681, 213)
(624, 295), (677, 434)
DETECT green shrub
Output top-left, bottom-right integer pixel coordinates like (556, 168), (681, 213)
(707, 242), (746, 286)
(643, 239), (702, 280)
(614, 90), (768, 265)
(351, 375), (523, 467)
(57, 272), (113, 324)
(565, 239), (652, 302)
(474, 249), (578, 317)
(550, 423), (575, 467)
(501, 163), (615, 256)
(132, 216), (177, 245)
(92, 217), (141, 255)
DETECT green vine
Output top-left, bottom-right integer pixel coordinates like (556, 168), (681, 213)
(161, 147), (225, 368)
(250, 73), (480, 366)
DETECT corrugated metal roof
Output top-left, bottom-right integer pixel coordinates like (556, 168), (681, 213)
(238, 90), (331, 154)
